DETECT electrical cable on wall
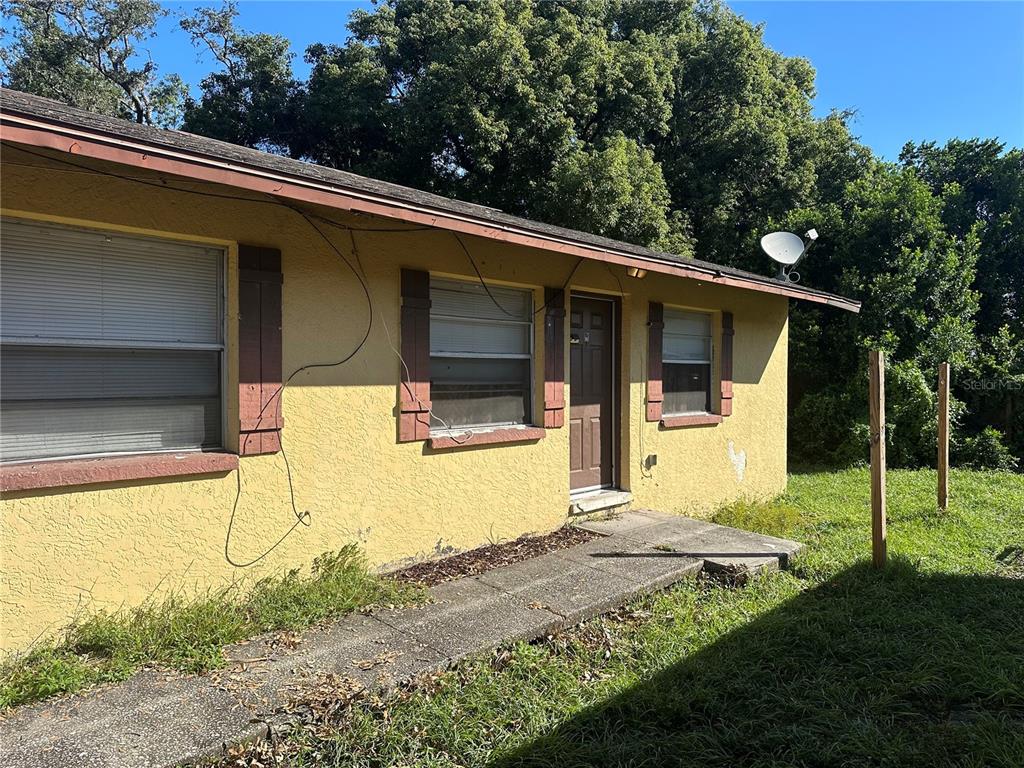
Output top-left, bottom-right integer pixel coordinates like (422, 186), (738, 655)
(7, 144), (430, 566)
(6, 144), (608, 558)
(452, 231), (584, 320)
(223, 202), (380, 567)
(451, 231), (523, 317)
(534, 257), (584, 317)
(6, 146), (432, 233)
(598, 264), (655, 479)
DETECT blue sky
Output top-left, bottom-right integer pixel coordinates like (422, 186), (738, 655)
(145, 1), (1023, 160)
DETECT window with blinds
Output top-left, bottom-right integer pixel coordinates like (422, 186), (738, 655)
(0, 218), (225, 462)
(662, 309), (713, 415)
(429, 278), (533, 430)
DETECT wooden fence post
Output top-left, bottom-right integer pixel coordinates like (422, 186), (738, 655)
(869, 350), (887, 568)
(938, 362), (950, 510)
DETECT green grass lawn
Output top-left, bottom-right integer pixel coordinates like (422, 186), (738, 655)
(236, 468), (1024, 768)
(0, 546), (422, 709)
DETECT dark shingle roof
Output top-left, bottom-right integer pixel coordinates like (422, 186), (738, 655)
(0, 87), (859, 312)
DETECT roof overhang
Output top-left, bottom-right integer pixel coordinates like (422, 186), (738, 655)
(1, 110), (861, 313)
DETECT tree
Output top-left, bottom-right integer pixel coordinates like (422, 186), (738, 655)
(900, 139), (1023, 340)
(291, 0), (874, 257)
(295, 0), (686, 248)
(900, 139), (1024, 462)
(1, 0), (184, 126)
(180, 1), (299, 151)
(786, 161), (988, 468)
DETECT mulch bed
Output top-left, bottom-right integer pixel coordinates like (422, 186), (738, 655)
(390, 525), (600, 587)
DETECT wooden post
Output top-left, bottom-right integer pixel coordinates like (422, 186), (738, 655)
(938, 362), (950, 510)
(869, 350), (887, 568)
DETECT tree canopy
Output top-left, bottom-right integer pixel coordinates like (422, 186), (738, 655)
(3, 0), (1020, 469)
(1, 0), (185, 126)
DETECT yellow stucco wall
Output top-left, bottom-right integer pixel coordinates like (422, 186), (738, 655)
(0, 153), (788, 651)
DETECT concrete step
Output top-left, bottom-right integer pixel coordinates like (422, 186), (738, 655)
(578, 509), (804, 575)
(569, 489), (633, 516)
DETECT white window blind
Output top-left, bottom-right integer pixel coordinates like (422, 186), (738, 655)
(0, 218), (224, 462)
(662, 309), (713, 415)
(663, 309), (712, 364)
(429, 278), (533, 429)
(430, 280), (532, 357)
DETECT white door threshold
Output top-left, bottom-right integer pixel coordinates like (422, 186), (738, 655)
(569, 488), (633, 516)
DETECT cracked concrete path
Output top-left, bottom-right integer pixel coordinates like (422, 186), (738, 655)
(0, 511), (802, 768)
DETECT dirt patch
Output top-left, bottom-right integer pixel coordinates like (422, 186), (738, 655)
(390, 525), (599, 587)
(996, 545), (1024, 579)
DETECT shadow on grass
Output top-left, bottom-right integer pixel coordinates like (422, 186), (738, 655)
(490, 558), (1024, 768)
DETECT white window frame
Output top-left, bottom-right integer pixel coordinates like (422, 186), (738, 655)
(662, 308), (714, 417)
(0, 217), (228, 463)
(428, 277), (535, 432)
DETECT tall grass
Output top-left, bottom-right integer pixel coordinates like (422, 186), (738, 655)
(0, 545), (422, 709)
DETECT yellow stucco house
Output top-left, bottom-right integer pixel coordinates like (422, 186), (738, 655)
(0, 88), (859, 651)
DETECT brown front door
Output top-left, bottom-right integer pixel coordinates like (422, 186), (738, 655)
(569, 296), (615, 491)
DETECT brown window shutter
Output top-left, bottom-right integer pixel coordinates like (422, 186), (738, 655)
(399, 269), (431, 442)
(238, 245), (283, 455)
(720, 311), (735, 416)
(646, 301), (664, 422)
(543, 287), (567, 428)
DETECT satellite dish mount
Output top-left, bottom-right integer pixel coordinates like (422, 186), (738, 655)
(760, 229), (818, 284)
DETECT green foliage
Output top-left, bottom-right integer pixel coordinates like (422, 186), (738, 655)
(783, 153), (1002, 470)
(0, 0), (184, 126)
(900, 140), (1024, 464)
(0, 545), (423, 709)
(224, 469), (1024, 767)
(180, 1), (300, 150)
(292, 0), (692, 250)
(954, 427), (1019, 472)
(789, 383), (869, 468)
(711, 497), (805, 539)
(3, 0), (1019, 468)
(544, 132), (691, 250)
(885, 359), (939, 467)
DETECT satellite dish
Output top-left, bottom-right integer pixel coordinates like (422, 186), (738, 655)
(760, 229), (819, 283)
(760, 232), (805, 265)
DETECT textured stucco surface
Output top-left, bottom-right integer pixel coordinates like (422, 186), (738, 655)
(0, 151), (788, 651)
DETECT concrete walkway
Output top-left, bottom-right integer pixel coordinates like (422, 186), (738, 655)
(0, 510), (802, 768)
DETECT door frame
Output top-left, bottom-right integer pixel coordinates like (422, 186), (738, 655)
(568, 291), (622, 494)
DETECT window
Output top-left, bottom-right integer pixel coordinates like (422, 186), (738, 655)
(662, 309), (713, 415)
(429, 278), (533, 430)
(0, 218), (224, 462)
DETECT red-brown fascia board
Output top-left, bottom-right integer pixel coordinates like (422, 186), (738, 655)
(0, 115), (861, 313)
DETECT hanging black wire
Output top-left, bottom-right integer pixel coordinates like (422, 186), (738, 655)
(223, 202), (378, 567)
(6, 142), (602, 563)
(6, 145), (433, 232)
(5, 144), (389, 567)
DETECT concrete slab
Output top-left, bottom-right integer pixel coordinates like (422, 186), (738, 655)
(617, 516), (723, 545)
(625, 518), (803, 572)
(0, 669), (259, 768)
(703, 554), (784, 575)
(575, 508), (669, 537)
(224, 614), (447, 714)
(475, 553), (640, 625)
(555, 536), (704, 592)
(375, 582), (563, 661)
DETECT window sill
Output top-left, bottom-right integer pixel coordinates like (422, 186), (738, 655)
(0, 451), (239, 493)
(428, 426), (546, 450)
(660, 413), (723, 429)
